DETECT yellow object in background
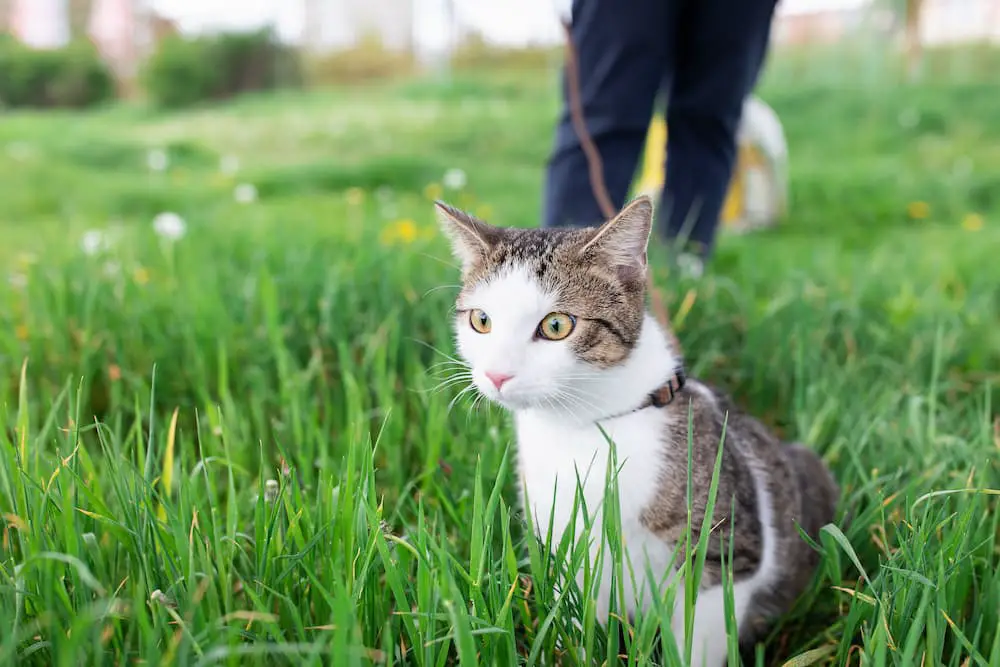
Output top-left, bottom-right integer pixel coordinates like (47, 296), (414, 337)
(634, 97), (789, 234)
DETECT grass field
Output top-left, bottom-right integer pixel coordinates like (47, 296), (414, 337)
(1, 51), (999, 667)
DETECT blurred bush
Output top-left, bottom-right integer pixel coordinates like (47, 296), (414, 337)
(0, 35), (115, 109)
(450, 33), (558, 72)
(301, 34), (557, 87)
(303, 35), (417, 85)
(141, 28), (302, 108)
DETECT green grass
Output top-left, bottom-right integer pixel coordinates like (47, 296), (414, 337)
(1, 49), (999, 666)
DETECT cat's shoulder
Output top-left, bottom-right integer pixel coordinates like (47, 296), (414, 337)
(668, 373), (782, 447)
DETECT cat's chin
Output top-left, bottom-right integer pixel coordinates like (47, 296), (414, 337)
(474, 387), (539, 413)
(480, 391), (593, 418)
(480, 392), (531, 412)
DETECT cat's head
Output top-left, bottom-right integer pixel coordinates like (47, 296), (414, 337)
(436, 196), (654, 412)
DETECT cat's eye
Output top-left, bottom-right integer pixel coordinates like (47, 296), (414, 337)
(536, 312), (576, 341)
(469, 309), (492, 334)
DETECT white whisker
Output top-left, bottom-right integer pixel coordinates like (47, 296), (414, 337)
(421, 283), (462, 300)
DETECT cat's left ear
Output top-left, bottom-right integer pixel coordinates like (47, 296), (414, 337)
(580, 196), (653, 280)
(434, 201), (502, 275)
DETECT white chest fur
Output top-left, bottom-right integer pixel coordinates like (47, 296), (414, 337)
(515, 405), (678, 620)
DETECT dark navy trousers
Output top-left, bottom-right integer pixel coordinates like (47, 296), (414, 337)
(542, 0), (779, 257)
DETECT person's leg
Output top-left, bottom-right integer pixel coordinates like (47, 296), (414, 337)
(542, 0), (673, 229)
(659, 0), (779, 258)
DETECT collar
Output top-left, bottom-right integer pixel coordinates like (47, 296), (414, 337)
(596, 365), (687, 422)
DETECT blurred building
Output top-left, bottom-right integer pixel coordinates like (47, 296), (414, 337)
(921, 0), (1000, 44)
(302, 0), (416, 52)
(772, 0), (1000, 47)
(772, 0), (877, 46)
(8, 0), (70, 48)
(88, 0), (155, 81)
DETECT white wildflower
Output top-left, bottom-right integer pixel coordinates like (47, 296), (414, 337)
(153, 212), (186, 240)
(375, 186), (393, 203)
(80, 229), (105, 256)
(150, 589), (176, 608)
(220, 154), (240, 176)
(233, 183), (258, 204)
(443, 168), (467, 190)
(264, 479), (279, 503)
(146, 148), (169, 173)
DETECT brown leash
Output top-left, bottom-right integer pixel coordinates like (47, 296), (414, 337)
(558, 18), (682, 355)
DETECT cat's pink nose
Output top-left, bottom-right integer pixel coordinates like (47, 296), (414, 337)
(485, 371), (513, 390)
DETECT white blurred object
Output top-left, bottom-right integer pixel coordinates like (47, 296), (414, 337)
(413, 0), (457, 71)
(153, 212), (187, 240)
(8, 0), (69, 49)
(234, 183), (258, 204)
(80, 230), (107, 256)
(220, 155), (241, 176)
(306, 0), (416, 53)
(88, 0), (134, 74)
(147, 148), (169, 172)
(443, 168), (467, 190)
(726, 95), (790, 234)
(551, 0), (572, 23)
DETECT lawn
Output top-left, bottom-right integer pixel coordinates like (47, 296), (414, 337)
(0, 51), (999, 667)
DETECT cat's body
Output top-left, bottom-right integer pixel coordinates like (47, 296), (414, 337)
(436, 196), (838, 667)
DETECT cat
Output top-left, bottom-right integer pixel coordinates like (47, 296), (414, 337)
(435, 195), (839, 667)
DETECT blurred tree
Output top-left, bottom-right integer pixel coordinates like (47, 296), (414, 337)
(903, 0), (924, 80)
(879, 0), (925, 79)
(68, 0), (93, 40)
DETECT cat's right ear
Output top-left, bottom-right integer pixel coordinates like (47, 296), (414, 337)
(434, 201), (501, 275)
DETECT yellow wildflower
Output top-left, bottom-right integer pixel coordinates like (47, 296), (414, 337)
(15, 324), (29, 341)
(396, 219), (418, 243)
(134, 267), (150, 285)
(423, 182), (443, 201)
(476, 204), (494, 220)
(345, 187), (364, 206)
(380, 218), (419, 245)
(961, 213), (983, 232)
(907, 201), (930, 220)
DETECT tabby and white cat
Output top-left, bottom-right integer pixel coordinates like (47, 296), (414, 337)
(436, 195), (838, 666)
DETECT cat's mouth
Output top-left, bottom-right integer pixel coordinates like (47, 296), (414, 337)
(478, 385), (528, 409)
(474, 376), (574, 413)
(474, 377), (535, 410)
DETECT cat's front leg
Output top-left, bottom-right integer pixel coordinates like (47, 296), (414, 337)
(670, 581), (749, 667)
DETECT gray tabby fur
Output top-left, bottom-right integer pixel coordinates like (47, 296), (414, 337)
(436, 194), (840, 652)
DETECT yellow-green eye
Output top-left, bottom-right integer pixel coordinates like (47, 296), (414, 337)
(537, 312), (576, 341)
(469, 309), (492, 333)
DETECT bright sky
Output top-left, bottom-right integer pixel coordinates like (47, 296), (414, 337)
(150, 0), (867, 46)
